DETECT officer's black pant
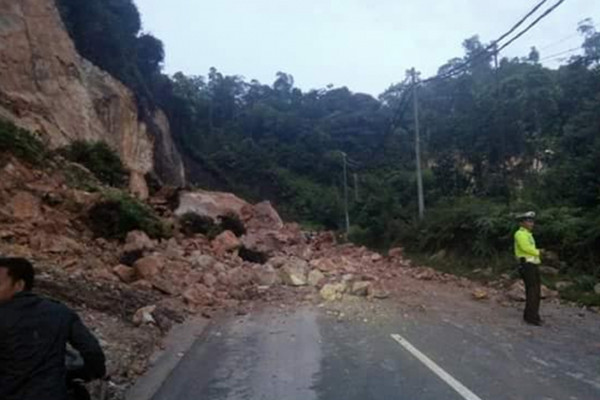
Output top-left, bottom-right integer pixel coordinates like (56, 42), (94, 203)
(519, 262), (541, 323)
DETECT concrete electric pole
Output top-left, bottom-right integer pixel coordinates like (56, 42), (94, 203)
(411, 68), (425, 220)
(341, 151), (350, 235)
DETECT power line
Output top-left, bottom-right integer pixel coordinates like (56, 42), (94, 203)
(421, 0), (551, 84)
(420, 0), (567, 86)
(539, 46), (580, 61)
(539, 32), (580, 50)
(391, 0), (569, 122)
(496, 0), (567, 53)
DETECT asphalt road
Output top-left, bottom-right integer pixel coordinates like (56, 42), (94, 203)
(149, 302), (600, 400)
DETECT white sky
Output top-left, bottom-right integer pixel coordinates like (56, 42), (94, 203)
(134, 0), (599, 96)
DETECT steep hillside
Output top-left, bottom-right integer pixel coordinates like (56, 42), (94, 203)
(0, 0), (185, 198)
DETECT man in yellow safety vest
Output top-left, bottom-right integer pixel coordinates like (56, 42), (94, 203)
(514, 211), (543, 326)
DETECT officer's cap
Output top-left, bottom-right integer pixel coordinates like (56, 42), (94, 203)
(516, 211), (536, 221)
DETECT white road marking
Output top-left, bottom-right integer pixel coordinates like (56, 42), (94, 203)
(391, 333), (484, 400)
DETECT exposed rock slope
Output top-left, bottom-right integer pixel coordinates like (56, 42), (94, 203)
(0, 0), (185, 197)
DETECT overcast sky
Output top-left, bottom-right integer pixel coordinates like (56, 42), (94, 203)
(134, 0), (599, 96)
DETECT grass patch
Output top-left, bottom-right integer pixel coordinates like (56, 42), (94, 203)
(62, 162), (102, 192)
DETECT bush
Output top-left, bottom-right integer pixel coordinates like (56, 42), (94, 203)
(179, 212), (218, 237)
(403, 198), (514, 258)
(59, 141), (127, 187)
(0, 119), (47, 165)
(179, 212), (247, 239)
(87, 192), (169, 240)
(218, 213), (246, 237)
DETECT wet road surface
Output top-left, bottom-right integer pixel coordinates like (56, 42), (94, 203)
(150, 304), (600, 400)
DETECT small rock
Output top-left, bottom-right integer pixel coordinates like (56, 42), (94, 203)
(539, 266), (560, 276)
(555, 281), (573, 291)
(267, 256), (288, 269)
(182, 284), (213, 305)
(414, 268), (436, 281)
(307, 269), (325, 287)
(132, 305), (156, 326)
(430, 249), (446, 261)
(320, 282), (347, 301)
(370, 253), (383, 262)
(202, 272), (218, 287)
(350, 281), (372, 297)
(9, 191), (42, 220)
(192, 254), (216, 270)
(123, 230), (155, 254)
(506, 281), (526, 301)
(309, 257), (337, 272)
(388, 247), (404, 258)
(112, 264), (136, 283)
(211, 230), (242, 255)
(280, 257), (309, 286)
(368, 282), (390, 299)
(131, 279), (153, 290)
(152, 278), (178, 295)
(472, 288), (489, 300)
(541, 285), (558, 299)
(134, 255), (165, 279)
(252, 264), (279, 286)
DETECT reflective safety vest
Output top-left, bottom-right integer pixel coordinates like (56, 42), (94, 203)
(514, 227), (541, 264)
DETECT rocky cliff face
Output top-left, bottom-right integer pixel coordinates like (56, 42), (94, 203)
(0, 0), (185, 198)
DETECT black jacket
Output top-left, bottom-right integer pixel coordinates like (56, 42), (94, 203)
(0, 292), (106, 400)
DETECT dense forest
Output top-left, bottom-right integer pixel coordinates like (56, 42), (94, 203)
(55, 0), (600, 279)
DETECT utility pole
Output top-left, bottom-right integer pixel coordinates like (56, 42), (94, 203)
(411, 68), (425, 220)
(353, 173), (359, 202)
(341, 151), (350, 235)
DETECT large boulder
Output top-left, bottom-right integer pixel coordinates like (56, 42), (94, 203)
(279, 257), (309, 286)
(245, 201), (284, 231)
(241, 224), (306, 257)
(175, 190), (251, 221)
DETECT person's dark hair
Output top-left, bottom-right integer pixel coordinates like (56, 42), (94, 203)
(0, 257), (35, 291)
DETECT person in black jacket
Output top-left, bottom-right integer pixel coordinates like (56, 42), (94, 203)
(0, 257), (106, 400)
